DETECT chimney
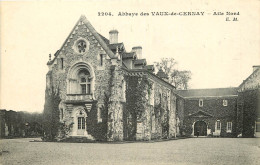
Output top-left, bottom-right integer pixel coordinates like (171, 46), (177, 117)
(109, 29), (119, 44)
(253, 65), (260, 72)
(132, 46), (142, 59)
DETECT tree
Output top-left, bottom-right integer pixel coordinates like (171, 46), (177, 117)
(154, 58), (191, 90)
(42, 86), (61, 141)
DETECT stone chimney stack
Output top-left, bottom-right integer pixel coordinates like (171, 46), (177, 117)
(109, 29), (119, 44)
(132, 46), (142, 59)
(253, 65), (260, 72)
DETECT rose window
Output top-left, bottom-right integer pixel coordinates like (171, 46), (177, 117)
(77, 40), (87, 53)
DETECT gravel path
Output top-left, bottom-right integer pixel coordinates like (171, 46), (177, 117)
(0, 138), (259, 165)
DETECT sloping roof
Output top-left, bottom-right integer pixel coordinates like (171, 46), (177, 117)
(176, 87), (238, 98)
(122, 52), (136, 59)
(108, 43), (125, 50)
(134, 59), (147, 65)
(238, 67), (260, 89)
(54, 15), (116, 60)
(98, 33), (110, 45)
(122, 61), (128, 69)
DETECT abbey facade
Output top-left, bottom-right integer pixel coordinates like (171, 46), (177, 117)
(45, 15), (177, 141)
(44, 15), (260, 141)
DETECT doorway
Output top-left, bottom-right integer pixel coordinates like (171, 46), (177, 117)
(194, 121), (207, 136)
(77, 117), (85, 135)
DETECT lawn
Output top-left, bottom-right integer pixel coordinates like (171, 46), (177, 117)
(1, 138), (260, 165)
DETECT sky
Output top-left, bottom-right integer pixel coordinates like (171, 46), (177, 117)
(1, 0), (260, 112)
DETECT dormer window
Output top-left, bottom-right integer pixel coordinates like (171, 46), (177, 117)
(199, 99), (203, 107)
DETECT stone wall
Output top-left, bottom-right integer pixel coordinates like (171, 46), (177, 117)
(176, 95), (185, 136)
(183, 97), (237, 137)
(124, 74), (177, 141)
(237, 89), (260, 137)
(46, 21), (113, 140)
(107, 64), (125, 141)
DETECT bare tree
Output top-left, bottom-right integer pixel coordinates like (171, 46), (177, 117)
(155, 58), (191, 90)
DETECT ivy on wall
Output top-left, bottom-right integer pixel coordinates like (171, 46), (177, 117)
(125, 76), (151, 121)
(238, 89), (259, 137)
(42, 85), (61, 141)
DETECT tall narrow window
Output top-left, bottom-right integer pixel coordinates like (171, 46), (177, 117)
(199, 99), (203, 107)
(97, 107), (102, 123)
(216, 120), (221, 130)
(227, 122), (232, 132)
(78, 117), (82, 129)
(61, 58), (64, 69)
(80, 78), (87, 94)
(78, 69), (91, 94)
(82, 118), (85, 129)
(100, 54), (103, 66)
(78, 117), (85, 129)
(87, 78), (91, 94)
(122, 80), (126, 101)
(60, 108), (63, 120)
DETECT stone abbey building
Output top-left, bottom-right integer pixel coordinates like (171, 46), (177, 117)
(44, 15), (260, 141)
(45, 15), (177, 141)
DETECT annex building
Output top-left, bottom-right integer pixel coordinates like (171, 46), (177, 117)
(42, 15), (259, 141)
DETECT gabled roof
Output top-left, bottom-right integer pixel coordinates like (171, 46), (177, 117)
(188, 110), (214, 118)
(53, 15), (116, 61)
(238, 67), (260, 89)
(98, 33), (110, 45)
(134, 59), (147, 65)
(176, 87), (238, 98)
(122, 52), (136, 59)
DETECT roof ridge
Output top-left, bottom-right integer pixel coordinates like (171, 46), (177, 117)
(53, 15), (116, 59)
(81, 15), (116, 59)
(177, 87), (238, 91)
(238, 67), (260, 89)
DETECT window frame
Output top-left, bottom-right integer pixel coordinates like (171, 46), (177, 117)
(199, 99), (203, 107)
(78, 117), (85, 129)
(227, 122), (232, 133)
(97, 107), (102, 123)
(223, 100), (228, 106)
(216, 120), (221, 131)
(100, 54), (103, 66)
(79, 72), (91, 94)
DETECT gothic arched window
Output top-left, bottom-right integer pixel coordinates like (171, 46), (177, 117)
(67, 62), (94, 95)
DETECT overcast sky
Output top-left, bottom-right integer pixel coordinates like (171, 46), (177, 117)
(1, 0), (260, 112)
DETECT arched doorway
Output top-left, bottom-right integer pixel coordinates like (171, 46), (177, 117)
(194, 121), (207, 136)
(71, 107), (88, 136)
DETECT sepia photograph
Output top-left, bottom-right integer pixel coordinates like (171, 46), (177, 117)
(1, 0), (260, 164)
